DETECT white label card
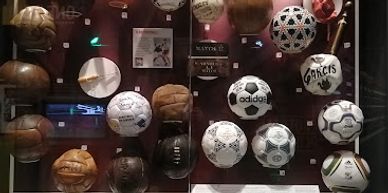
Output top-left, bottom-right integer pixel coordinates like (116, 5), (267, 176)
(166, 14), (172, 21)
(121, 12), (128, 19)
(84, 18), (91, 25)
(191, 184), (320, 193)
(81, 145), (88, 151)
(56, 78), (64, 84)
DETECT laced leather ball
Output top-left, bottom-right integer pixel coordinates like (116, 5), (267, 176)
(152, 84), (192, 121)
(52, 149), (98, 193)
(107, 155), (150, 193)
(227, 0), (273, 34)
(0, 60), (50, 98)
(10, 6), (56, 50)
(154, 133), (198, 179)
(5, 114), (53, 163)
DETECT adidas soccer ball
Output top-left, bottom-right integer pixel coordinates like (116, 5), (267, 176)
(270, 6), (317, 54)
(322, 151), (370, 193)
(227, 75), (272, 120)
(192, 0), (224, 24)
(107, 91), (152, 136)
(152, 0), (186, 12)
(251, 123), (296, 168)
(318, 100), (364, 145)
(201, 121), (248, 168)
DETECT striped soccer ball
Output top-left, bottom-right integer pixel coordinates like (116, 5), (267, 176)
(322, 151), (370, 193)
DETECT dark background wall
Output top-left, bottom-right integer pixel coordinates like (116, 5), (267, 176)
(0, 1), (12, 193)
(359, 0), (388, 193)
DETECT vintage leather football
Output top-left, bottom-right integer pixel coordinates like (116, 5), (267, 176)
(154, 133), (198, 179)
(107, 155), (150, 193)
(152, 84), (192, 121)
(52, 149), (98, 193)
(227, 0), (273, 34)
(10, 6), (56, 50)
(5, 114), (53, 163)
(0, 60), (50, 98)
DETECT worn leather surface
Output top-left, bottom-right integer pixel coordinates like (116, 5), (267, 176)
(52, 149), (98, 193)
(152, 84), (192, 121)
(227, 0), (273, 34)
(10, 6), (56, 50)
(5, 114), (53, 163)
(107, 156), (150, 193)
(0, 60), (50, 97)
(154, 133), (198, 179)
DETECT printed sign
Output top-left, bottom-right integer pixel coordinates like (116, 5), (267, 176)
(133, 28), (173, 68)
(192, 42), (229, 56)
(190, 58), (230, 77)
(190, 42), (229, 78)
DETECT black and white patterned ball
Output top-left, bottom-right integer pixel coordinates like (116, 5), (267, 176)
(201, 121), (248, 168)
(270, 6), (317, 54)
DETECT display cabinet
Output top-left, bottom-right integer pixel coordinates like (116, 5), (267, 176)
(0, 0), (387, 193)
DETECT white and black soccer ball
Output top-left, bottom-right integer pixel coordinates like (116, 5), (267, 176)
(192, 0), (224, 24)
(107, 91), (152, 136)
(318, 100), (364, 145)
(300, 54), (343, 95)
(251, 123), (296, 168)
(270, 6), (317, 54)
(201, 121), (248, 168)
(322, 151), (370, 193)
(152, 0), (186, 12)
(227, 75), (272, 120)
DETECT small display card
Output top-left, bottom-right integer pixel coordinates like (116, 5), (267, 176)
(133, 28), (173, 68)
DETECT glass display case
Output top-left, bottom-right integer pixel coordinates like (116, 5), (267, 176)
(0, 0), (387, 193)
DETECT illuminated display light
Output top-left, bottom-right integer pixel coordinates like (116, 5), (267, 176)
(89, 36), (106, 47)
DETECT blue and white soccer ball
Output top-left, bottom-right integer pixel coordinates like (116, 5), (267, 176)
(201, 121), (248, 168)
(251, 123), (296, 168)
(322, 151), (370, 193)
(318, 100), (364, 145)
(107, 91), (152, 136)
(227, 75), (272, 120)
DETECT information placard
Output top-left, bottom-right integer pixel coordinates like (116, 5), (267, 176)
(133, 28), (173, 68)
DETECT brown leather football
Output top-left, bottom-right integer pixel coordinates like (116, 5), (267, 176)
(227, 0), (273, 34)
(10, 6), (56, 50)
(107, 155), (149, 193)
(0, 60), (50, 97)
(52, 149), (98, 193)
(152, 84), (192, 121)
(5, 114), (53, 163)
